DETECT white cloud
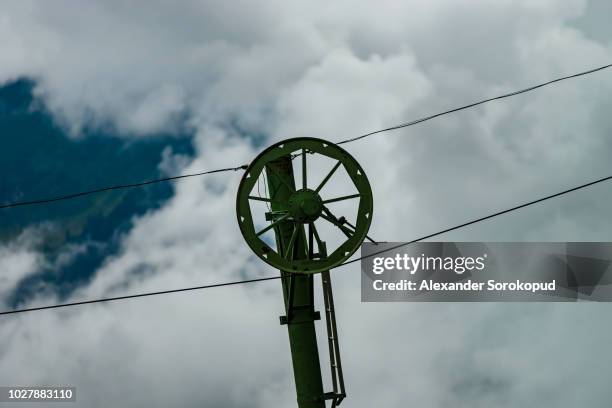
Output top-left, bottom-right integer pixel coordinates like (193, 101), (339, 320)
(275, 49), (432, 141)
(0, 230), (43, 307)
(1, 0), (612, 407)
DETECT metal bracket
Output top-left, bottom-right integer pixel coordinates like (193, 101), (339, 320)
(280, 309), (321, 325)
(324, 392), (346, 407)
(281, 271), (319, 326)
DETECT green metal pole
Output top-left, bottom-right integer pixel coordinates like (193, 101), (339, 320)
(265, 156), (326, 408)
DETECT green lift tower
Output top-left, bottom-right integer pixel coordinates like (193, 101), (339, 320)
(237, 137), (373, 407)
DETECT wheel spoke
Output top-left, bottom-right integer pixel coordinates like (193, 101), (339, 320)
(308, 222), (313, 259)
(256, 213), (290, 236)
(322, 206), (340, 222)
(248, 195), (283, 205)
(310, 222), (325, 253)
(322, 193), (360, 204)
(315, 161), (342, 193)
(285, 225), (299, 260)
(302, 149), (307, 190)
(343, 219), (378, 244)
(320, 211), (354, 239)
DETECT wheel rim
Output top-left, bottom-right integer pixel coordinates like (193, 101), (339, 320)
(236, 137), (373, 274)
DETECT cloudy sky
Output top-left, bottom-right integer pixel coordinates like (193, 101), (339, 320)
(1, 0), (612, 407)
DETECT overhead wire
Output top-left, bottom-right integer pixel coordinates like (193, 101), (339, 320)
(0, 165), (248, 210)
(339, 173), (612, 266)
(0, 276), (281, 316)
(2, 171), (611, 316)
(0, 63), (610, 210)
(336, 63), (612, 145)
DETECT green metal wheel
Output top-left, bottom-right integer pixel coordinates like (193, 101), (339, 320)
(236, 137), (373, 274)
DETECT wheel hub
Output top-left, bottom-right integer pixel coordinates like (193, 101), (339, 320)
(288, 189), (323, 223)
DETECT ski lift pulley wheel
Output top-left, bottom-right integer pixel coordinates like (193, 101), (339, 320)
(236, 137), (373, 274)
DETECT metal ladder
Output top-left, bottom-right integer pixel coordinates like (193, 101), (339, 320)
(321, 270), (346, 407)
